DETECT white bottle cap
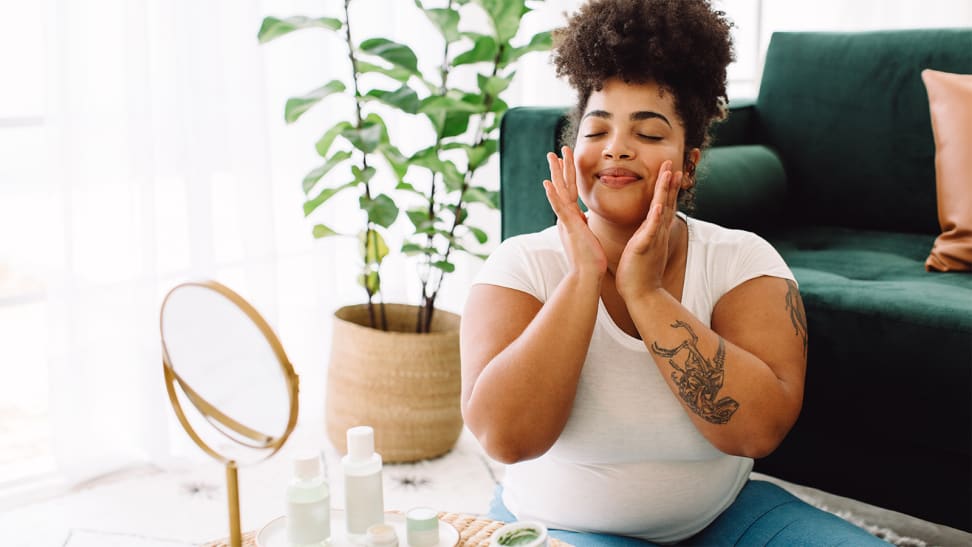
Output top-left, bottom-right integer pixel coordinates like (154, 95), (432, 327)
(293, 451), (321, 480)
(347, 426), (375, 462)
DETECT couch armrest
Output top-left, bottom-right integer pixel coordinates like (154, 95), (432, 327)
(693, 144), (787, 231)
(709, 98), (759, 147)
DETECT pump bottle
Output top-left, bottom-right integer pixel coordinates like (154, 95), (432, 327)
(342, 426), (384, 538)
(285, 451), (331, 547)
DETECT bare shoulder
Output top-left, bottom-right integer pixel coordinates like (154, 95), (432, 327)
(459, 284), (543, 400)
(711, 276), (807, 377)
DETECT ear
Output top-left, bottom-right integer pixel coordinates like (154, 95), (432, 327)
(684, 148), (702, 188)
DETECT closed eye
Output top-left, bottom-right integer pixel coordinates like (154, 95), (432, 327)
(583, 132), (606, 138)
(638, 134), (663, 141)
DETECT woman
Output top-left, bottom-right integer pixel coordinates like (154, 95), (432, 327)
(460, 0), (887, 545)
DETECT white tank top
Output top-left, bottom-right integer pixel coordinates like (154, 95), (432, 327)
(472, 214), (795, 543)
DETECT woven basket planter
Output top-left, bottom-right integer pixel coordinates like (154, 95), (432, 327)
(325, 303), (463, 463)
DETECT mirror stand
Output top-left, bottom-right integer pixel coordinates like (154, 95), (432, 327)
(226, 460), (241, 547)
(160, 280), (299, 547)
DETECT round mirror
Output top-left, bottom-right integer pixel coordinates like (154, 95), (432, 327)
(160, 280), (299, 546)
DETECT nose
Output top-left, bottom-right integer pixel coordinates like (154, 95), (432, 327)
(602, 134), (634, 160)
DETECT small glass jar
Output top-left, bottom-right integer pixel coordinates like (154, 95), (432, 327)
(365, 523), (399, 547)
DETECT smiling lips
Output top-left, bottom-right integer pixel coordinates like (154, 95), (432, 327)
(596, 167), (642, 187)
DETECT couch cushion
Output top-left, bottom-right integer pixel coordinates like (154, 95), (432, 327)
(768, 227), (972, 443)
(770, 227), (972, 331)
(757, 29), (972, 234)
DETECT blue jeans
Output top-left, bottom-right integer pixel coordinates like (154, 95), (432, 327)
(487, 479), (890, 546)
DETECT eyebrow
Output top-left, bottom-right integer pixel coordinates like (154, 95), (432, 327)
(583, 109), (672, 128)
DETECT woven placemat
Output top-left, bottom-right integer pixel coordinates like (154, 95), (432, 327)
(439, 512), (574, 547)
(204, 513), (574, 547)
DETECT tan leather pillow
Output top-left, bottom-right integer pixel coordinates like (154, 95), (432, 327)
(922, 69), (972, 272)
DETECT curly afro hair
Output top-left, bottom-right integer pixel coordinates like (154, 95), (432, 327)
(553, 0), (734, 162)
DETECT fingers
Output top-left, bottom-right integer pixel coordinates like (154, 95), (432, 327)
(562, 146), (578, 202)
(545, 148), (580, 220)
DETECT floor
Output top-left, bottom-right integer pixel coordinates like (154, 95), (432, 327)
(0, 419), (968, 547)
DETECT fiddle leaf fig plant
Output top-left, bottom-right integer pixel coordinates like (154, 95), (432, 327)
(259, 0), (551, 332)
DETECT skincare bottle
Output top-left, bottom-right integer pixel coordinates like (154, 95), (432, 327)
(343, 426), (385, 538)
(287, 452), (331, 547)
(286, 451), (331, 547)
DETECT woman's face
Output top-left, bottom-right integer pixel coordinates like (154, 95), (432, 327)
(573, 78), (697, 227)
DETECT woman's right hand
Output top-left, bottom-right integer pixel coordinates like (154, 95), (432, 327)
(543, 146), (607, 279)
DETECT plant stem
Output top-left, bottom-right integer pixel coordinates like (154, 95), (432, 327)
(345, 0), (384, 330)
(417, 0), (456, 333)
(422, 41), (505, 332)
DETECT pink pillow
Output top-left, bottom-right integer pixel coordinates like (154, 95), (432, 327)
(922, 69), (972, 272)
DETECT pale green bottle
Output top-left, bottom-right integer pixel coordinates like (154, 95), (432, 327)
(286, 452), (331, 547)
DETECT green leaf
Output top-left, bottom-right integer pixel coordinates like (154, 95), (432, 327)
(312, 224), (340, 238)
(410, 148), (466, 191)
(359, 38), (418, 73)
(381, 144), (410, 181)
(446, 204), (469, 224)
(285, 80), (346, 123)
(358, 271), (380, 294)
(453, 33), (498, 66)
(462, 186), (499, 208)
(396, 180), (425, 196)
(421, 6), (461, 43)
(406, 208), (435, 232)
(441, 111), (472, 139)
(351, 165), (377, 184)
(364, 85), (421, 114)
(477, 74), (513, 98)
(466, 225), (488, 244)
(440, 160), (466, 191)
(315, 121), (354, 158)
(360, 229), (390, 265)
(303, 180), (356, 216)
(419, 95), (486, 115)
(401, 242), (433, 255)
(342, 122), (383, 153)
(360, 193), (399, 228)
(466, 139), (498, 171)
(432, 260), (456, 273)
(302, 150), (352, 194)
(355, 60), (412, 83)
(475, 0), (524, 43)
(257, 16), (342, 43)
(489, 96), (509, 115)
(500, 30), (553, 68)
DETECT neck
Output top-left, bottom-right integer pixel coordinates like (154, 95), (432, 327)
(591, 212), (685, 275)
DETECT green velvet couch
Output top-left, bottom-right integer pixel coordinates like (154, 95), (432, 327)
(497, 29), (972, 531)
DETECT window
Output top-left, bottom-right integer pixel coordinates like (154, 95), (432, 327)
(0, 0), (56, 486)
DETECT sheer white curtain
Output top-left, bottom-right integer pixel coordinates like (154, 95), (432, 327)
(45, 0), (287, 481)
(36, 0), (561, 487)
(13, 0), (971, 493)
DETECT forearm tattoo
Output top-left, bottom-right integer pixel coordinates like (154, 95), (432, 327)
(650, 320), (740, 424)
(784, 280), (808, 357)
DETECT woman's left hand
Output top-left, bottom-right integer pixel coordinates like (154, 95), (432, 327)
(615, 160), (682, 302)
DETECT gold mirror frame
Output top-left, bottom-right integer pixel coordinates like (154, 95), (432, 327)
(160, 280), (300, 547)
